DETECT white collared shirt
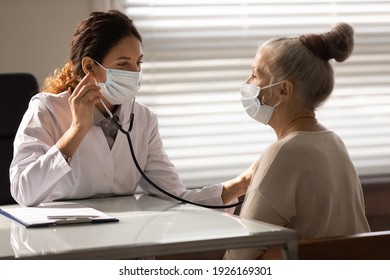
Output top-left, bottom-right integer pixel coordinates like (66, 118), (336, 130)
(93, 105), (119, 150)
(10, 91), (224, 207)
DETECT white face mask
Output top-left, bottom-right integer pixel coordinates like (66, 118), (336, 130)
(95, 60), (142, 105)
(240, 82), (282, 125)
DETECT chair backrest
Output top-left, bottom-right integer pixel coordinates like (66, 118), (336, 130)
(298, 230), (390, 260)
(258, 230), (390, 260)
(0, 73), (39, 205)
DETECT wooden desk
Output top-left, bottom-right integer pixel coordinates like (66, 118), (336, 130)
(0, 195), (297, 259)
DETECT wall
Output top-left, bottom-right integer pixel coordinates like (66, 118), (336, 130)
(0, 0), (113, 87)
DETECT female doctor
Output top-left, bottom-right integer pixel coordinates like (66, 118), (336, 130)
(10, 10), (254, 207)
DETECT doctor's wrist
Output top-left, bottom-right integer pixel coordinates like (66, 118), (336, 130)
(60, 150), (72, 164)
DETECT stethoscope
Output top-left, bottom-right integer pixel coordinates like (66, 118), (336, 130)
(101, 98), (243, 209)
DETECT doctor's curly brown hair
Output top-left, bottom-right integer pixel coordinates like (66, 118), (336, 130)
(42, 10), (142, 94)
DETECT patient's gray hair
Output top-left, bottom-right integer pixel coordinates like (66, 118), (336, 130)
(261, 22), (354, 109)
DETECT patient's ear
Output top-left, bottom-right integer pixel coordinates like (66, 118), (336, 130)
(279, 80), (294, 101)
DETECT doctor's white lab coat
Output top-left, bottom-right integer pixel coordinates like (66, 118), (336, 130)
(10, 91), (224, 206)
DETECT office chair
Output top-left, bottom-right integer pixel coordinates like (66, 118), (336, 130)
(0, 73), (39, 205)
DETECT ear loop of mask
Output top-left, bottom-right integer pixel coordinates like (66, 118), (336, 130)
(261, 95), (282, 108)
(94, 60), (107, 71)
(260, 81), (284, 107)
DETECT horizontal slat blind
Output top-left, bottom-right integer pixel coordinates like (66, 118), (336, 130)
(122, 0), (390, 187)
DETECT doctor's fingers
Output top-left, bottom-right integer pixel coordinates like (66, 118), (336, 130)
(72, 73), (100, 97)
(71, 84), (102, 104)
(74, 72), (95, 90)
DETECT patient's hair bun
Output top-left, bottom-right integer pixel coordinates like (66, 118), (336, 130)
(299, 22), (354, 62)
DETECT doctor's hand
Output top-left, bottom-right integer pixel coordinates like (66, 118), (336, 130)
(56, 73), (102, 160)
(69, 72), (102, 132)
(221, 159), (259, 204)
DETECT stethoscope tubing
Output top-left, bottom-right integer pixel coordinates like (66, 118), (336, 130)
(110, 99), (243, 209)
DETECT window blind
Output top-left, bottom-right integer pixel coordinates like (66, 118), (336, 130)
(121, 0), (390, 187)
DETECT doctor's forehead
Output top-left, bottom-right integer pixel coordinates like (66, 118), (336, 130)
(104, 36), (143, 61)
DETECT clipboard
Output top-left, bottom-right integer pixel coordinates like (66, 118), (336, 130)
(0, 202), (119, 228)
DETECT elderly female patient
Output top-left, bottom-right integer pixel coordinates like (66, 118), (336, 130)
(225, 22), (370, 260)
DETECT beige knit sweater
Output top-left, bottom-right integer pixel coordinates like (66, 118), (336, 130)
(225, 131), (370, 260)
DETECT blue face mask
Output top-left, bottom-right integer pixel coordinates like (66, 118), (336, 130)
(94, 60), (142, 105)
(240, 82), (282, 125)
